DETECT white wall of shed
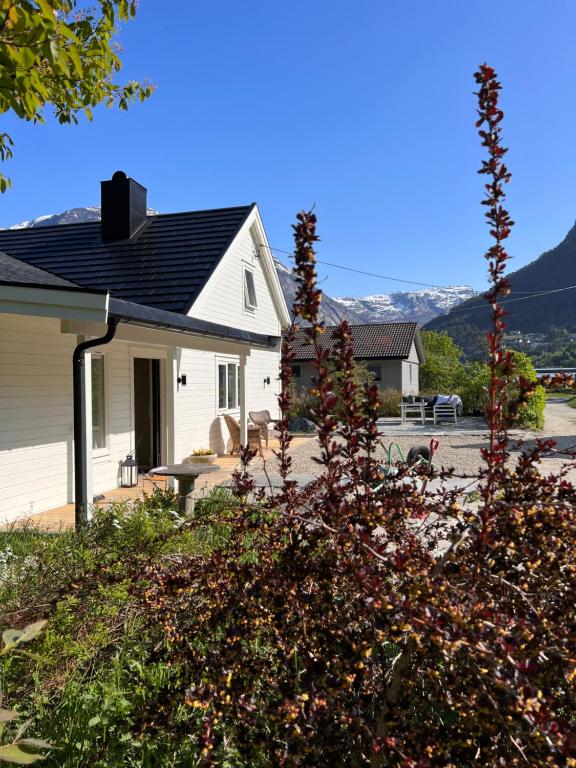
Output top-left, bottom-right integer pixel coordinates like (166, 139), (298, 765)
(401, 342), (420, 395)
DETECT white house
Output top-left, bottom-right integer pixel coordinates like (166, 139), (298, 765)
(0, 172), (289, 525)
(288, 323), (424, 395)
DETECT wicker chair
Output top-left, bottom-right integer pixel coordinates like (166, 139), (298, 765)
(223, 414), (263, 456)
(248, 409), (281, 448)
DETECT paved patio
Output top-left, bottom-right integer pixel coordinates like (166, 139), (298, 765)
(11, 436), (312, 531)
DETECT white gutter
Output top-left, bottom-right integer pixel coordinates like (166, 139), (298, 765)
(0, 284), (109, 323)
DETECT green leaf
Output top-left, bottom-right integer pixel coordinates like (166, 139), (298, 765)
(87, 716), (101, 727)
(18, 621), (47, 644)
(14, 740), (51, 750)
(0, 710), (18, 723)
(0, 744), (45, 764)
(2, 629), (23, 646)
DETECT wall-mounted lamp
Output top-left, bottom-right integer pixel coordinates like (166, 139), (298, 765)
(263, 376), (270, 385)
(177, 374), (187, 386)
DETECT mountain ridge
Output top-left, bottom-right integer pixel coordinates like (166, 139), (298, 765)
(426, 218), (576, 356)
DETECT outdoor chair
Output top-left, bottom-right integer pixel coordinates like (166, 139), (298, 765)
(223, 414), (263, 457)
(248, 409), (281, 448)
(433, 402), (458, 425)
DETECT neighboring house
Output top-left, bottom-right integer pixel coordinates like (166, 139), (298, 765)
(0, 171), (289, 523)
(288, 323), (424, 395)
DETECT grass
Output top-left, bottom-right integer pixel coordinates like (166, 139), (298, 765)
(546, 390), (576, 408)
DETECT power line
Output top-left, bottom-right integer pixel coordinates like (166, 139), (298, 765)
(261, 243), (442, 289)
(263, 242), (576, 314)
(445, 283), (576, 312)
(263, 243), (567, 295)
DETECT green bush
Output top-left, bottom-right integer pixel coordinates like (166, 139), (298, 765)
(0, 488), (241, 768)
(507, 350), (545, 429)
(377, 388), (402, 417)
(420, 330), (466, 392)
(518, 383), (546, 429)
(458, 361), (490, 415)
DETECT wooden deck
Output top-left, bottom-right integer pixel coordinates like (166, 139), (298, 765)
(13, 436), (312, 531)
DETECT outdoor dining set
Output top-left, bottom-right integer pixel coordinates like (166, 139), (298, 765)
(399, 395), (463, 426)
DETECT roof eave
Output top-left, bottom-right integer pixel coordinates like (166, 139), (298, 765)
(108, 297), (278, 348)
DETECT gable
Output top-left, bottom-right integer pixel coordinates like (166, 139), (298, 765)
(188, 207), (289, 334)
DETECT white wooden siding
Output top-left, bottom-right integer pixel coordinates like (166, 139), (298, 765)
(0, 314), (75, 519)
(188, 225), (282, 336)
(1, 314), (132, 522)
(174, 345), (281, 459)
(401, 342), (420, 395)
(245, 347), (281, 420)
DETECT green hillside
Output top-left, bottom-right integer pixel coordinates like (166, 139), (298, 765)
(426, 220), (576, 357)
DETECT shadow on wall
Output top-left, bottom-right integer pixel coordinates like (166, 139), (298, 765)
(209, 417), (229, 456)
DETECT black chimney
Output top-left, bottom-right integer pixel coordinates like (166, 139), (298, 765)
(100, 170), (147, 241)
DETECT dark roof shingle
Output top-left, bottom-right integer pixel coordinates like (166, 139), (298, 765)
(0, 251), (79, 288)
(290, 322), (423, 361)
(0, 205), (253, 314)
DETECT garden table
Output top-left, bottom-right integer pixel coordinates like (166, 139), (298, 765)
(149, 463), (220, 514)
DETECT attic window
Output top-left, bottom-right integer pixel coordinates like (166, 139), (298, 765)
(244, 269), (257, 310)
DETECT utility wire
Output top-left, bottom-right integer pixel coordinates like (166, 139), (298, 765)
(261, 243), (441, 289)
(444, 284), (576, 312)
(262, 243), (568, 295)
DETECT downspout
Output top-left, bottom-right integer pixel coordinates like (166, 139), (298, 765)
(72, 317), (118, 530)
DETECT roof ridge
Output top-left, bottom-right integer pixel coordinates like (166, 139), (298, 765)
(2, 204), (255, 232)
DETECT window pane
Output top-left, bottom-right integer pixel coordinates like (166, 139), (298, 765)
(367, 363), (382, 382)
(290, 365), (301, 378)
(91, 355), (105, 450)
(227, 363), (237, 409)
(218, 364), (226, 408)
(244, 270), (257, 308)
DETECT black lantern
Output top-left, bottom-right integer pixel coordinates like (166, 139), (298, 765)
(121, 453), (138, 487)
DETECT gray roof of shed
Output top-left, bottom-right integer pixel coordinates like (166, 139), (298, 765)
(0, 205), (254, 314)
(290, 322), (424, 361)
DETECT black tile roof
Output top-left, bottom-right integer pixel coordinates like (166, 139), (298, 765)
(0, 205), (254, 314)
(0, 251), (78, 288)
(290, 322), (423, 361)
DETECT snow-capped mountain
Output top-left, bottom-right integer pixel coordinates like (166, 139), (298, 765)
(9, 206), (156, 229)
(334, 286), (478, 325)
(7, 206), (475, 325)
(273, 257), (365, 325)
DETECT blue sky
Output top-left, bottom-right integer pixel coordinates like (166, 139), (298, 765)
(1, 0), (576, 296)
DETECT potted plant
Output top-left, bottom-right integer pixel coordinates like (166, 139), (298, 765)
(184, 448), (218, 464)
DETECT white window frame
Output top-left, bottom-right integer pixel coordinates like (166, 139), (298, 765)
(91, 352), (109, 457)
(243, 267), (257, 311)
(216, 358), (240, 411)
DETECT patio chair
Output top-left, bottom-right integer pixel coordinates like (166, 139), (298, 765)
(433, 402), (458, 425)
(248, 409), (281, 448)
(222, 414), (263, 457)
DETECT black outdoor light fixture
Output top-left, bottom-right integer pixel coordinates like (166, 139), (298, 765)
(120, 453), (139, 487)
(263, 376), (270, 385)
(177, 374), (187, 386)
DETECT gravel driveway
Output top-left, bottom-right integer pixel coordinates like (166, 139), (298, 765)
(250, 401), (576, 482)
